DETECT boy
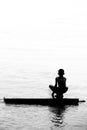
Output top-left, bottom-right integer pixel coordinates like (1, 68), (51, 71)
(49, 69), (68, 98)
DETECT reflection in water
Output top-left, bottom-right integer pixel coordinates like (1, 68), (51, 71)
(49, 105), (68, 128)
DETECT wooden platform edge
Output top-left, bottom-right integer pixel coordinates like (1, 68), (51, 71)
(3, 97), (80, 106)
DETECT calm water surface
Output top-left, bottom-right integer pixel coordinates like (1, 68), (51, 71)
(0, 63), (87, 129)
(0, 100), (87, 130)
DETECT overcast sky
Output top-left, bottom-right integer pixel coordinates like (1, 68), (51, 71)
(0, 0), (87, 79)
(0, 0), (87, 48)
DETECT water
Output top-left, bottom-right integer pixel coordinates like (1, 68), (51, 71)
(0, 101), (87, 130)
(0, 71), (87, 130)
(0, 49), (87, 130)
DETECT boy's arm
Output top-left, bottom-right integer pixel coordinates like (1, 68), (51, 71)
(64, 78), (66, 87)
(55, 77), (57, 87)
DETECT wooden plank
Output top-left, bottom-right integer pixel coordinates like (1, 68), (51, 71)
(4, 98), (79, 105)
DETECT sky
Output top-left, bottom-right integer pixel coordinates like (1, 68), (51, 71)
(0, 0), (87, 81)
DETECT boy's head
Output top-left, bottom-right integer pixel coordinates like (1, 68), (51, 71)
(58, 69), (64, 76)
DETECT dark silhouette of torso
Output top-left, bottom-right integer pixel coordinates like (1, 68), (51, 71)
(55, 76), (66, 88)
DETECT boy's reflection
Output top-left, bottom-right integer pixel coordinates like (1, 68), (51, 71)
(49, 105), (68, 127)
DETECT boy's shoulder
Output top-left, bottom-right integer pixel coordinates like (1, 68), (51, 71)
(63, 77), (66, 80)
(56, 76), (66, 80)
(55, 77), (58, 80)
